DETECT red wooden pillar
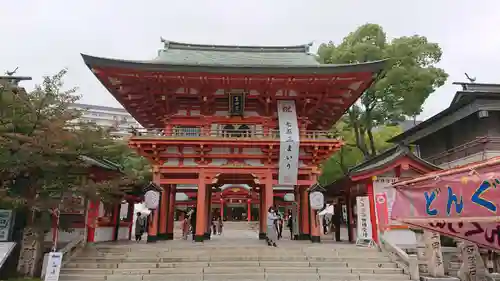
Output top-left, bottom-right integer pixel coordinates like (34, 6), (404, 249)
(247, 199), (252, 222)
(310, 207), (321, 243)
(264, 173), (274, 237)
(205, 187), (212, 240)
(366, 178), (378, 243)
(219, 198), (224, 219)
(346, 190), (354, 243)
(166, 185), (176, 240)
(86, 201), (100, 242)
(111, 203), (120, 241)
(158, 185), (169, 240)
(127, 200), (134, 240)
(195, 171), (207, 242)
(259, 188), (266, 239)
(300, 186), (310, 240)
(295, 186), (301, 240)
(165, 123), (173, 136)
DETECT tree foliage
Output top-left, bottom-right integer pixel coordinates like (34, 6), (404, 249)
(318, 23), (448, 158)
(0, 70), (152, 215)
(319, 123), (402, 185)
(0, 70), (150, 276)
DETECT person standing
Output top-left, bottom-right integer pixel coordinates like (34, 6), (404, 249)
(135, 212), (146, 242)
(190, 208), (197, 241)
(181, 214), (189, 240)
(266, 207), (279, 247)
(212, 216), (217, 235)
(275, 212), (283, 240)
(217, 217), (223, 235)
(287, 210), (294, 240)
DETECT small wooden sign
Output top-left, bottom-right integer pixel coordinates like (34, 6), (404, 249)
(229, 92), (245, 116)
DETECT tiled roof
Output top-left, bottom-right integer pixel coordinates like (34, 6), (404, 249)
(154, 40), (320, 66)
(348, 145), (440, 177)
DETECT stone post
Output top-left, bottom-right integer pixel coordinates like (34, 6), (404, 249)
(423, 230), (445, 277)
(458, 242), (489, 281)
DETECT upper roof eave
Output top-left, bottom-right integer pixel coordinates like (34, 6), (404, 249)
(162, 40), (314, 53)
(387, 101), (470, 144)
(81, 54), (388, 75)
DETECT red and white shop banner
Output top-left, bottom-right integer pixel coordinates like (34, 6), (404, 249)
(375, 193), (389, 231)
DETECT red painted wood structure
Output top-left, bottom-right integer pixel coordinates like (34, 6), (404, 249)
(325, 145), (441, 243)
(82, 40), (386, 242)
(54, 157), (142, 243)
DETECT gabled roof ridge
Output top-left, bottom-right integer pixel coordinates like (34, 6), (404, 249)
(160, 38), (314, 53)
(348, 145), (440, 175)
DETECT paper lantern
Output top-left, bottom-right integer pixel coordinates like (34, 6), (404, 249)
(144, 190), (160, 210)
(309, 191), (324, 210)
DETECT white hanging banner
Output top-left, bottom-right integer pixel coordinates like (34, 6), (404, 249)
(356, 196), (373, 240)
(277, 100), (300, 185)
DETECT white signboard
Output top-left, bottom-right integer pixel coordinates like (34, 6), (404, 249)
(277, 100), (300, 185)
(373, 177), (399, 225)
(44, 252), (63, 281)
(356, 196), (373, 240)
(0, 210), (13, 242)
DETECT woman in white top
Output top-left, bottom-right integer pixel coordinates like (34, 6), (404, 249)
(267, 207), (279, 247)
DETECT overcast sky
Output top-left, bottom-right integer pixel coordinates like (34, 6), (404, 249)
(2, 0), (499, 120)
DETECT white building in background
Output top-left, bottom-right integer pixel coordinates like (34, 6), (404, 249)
(70, 103), (141, 137)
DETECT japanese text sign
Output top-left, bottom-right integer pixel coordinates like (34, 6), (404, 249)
(277, 100), (300, 185)
(392, 164), (500, 250)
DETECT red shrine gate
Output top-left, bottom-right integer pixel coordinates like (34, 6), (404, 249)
(82, 40), (386, 242)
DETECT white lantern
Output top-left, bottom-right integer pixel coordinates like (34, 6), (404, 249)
(309, 191), (324, 210)
(144, 190), (160, 210)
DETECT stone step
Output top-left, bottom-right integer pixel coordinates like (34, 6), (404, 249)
(65, 260), (399, 270)
(71, 256), (391, 263)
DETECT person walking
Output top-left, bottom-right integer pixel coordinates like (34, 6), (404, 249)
(217, 217), (223, 235)
(266, 207), (279, 247)
(135, 212), (146, 242)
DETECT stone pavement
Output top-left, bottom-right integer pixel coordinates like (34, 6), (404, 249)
(60, 228), (411, 281)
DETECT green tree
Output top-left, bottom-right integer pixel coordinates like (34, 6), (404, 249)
(0, 70), (140, 277)
(318, 23), (448, 158)
(319, 123), (402, 185)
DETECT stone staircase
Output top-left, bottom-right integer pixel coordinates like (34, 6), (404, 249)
(60, 237), (411, 281)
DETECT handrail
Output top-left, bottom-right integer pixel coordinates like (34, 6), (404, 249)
(60, 236), (85, 266)
(380, 235), (419, 280)
(427, 136), (490, 162)
(129, 127), (336, 140)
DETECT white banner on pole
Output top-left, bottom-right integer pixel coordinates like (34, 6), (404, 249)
(356, 196), (374, 247)
(277, 100), (300, 185)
